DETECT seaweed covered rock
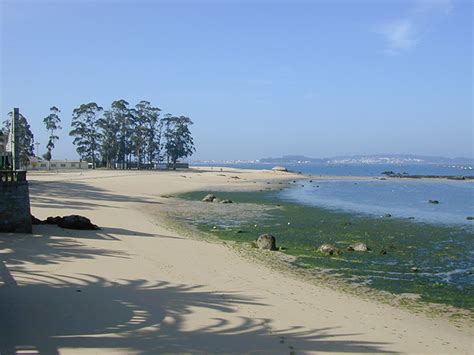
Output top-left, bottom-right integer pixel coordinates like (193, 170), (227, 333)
(347, 242), (370, 252)
(202, 194), (216, 202)
(256, 234), (276, 250)
(318, 244), (340, 255)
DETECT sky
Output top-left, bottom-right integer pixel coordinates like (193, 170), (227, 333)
(0, 0), (472, 161)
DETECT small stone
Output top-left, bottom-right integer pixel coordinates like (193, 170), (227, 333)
(347, 242), (370, 252)
(318, 244), (340, 255)
(202, 194), (216, 202)
(256, 234), (277, 250)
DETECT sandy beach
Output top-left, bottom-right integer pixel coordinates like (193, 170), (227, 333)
(0, 168), (472, 354)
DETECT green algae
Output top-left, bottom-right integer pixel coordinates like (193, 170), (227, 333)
(176, 189), (474, 312)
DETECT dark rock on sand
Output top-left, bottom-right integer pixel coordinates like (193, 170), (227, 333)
(45, 216), (63, 225)
(202, 194), (216, 202)
(57, 215), (100, 230)
(31, 215), (44, 225)
(256, 234), (277, 250)
(347, 242), (370, 252)
(318, 244), (340, 255)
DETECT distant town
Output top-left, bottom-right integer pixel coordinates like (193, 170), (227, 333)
(193, 154), (474, 168)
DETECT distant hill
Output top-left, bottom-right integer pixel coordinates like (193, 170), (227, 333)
(260, 154), (474, 165)
(259, 155), (326, 164)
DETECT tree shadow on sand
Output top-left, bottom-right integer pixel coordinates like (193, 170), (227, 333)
(29, 180), (160, 211)
(0, 272), (391, 354)
(0, 228), (391, 353)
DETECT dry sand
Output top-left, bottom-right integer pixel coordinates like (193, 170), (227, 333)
(0, 167), (472, 354)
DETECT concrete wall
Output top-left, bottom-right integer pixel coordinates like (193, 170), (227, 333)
(0, 180), (32, 233)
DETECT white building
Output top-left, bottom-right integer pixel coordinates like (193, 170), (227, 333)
(28, 160), (89, 170)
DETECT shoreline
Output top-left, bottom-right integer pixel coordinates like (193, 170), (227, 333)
(161, 188), (474, 317)
(1, 168), (473, 353)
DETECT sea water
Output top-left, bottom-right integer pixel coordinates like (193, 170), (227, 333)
(279, 180), (474, 225)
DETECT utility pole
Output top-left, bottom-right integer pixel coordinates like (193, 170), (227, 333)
(12, 108), (20, 171)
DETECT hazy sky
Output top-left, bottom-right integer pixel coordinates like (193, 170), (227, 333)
(1, 0), (472, 161)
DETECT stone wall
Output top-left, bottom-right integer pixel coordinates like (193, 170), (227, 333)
(0, 180), (32, 233)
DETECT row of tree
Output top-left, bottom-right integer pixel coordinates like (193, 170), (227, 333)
(2, 100), (195, 170)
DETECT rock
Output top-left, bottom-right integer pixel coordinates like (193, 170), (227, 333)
(57, 215), (100, 230)
(45, 216), (63, 225)
(213, 198), (221, 203)
(256, 234), (277, 250)
(202, 194), (216, 202)
(411, 267), (418, 272)
(220, 199), (233, 204)
(429, 200), (439, 204)
(347, 242), (370, 252)
(384, 214), (392, 218)
(380, 249), (387, 255)
(318, 244), (340, 255)
(272, 166), (287, 172)
(466, 216), (474, 220)
(31, 215), (44, 225)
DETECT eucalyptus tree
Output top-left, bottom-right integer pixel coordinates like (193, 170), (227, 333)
(42, 106), (61, 169)
(69, 102), (103, 169)
(134, 100), (162, 167)
(3, 111), (35, 169)
(111, 99), (133, 169)
(163, 115), (195, 170)
(130, 110), (147, 169)
(97, 110), (120, 169)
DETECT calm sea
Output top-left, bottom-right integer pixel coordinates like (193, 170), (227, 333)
(193, 162), (474, 177)
(193, 163), (474, 225)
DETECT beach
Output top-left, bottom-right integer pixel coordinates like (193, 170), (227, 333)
(1, 168), (472, 354)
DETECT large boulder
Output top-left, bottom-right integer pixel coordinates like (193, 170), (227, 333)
(202, 194), (216, 202)
(57, 215), (100, 230)
(318, 244), (340, 255)
(347, 242), (370, 252)
(256, 234), (276, 250)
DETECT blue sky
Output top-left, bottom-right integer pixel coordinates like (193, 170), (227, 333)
(1, 0), (472, 160)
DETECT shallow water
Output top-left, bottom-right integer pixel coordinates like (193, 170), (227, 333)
(177, 189), (474, 311)
(280, 180), (474, 225)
